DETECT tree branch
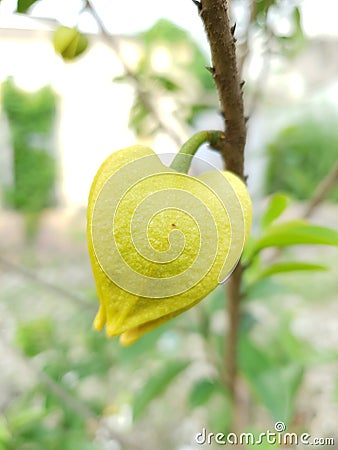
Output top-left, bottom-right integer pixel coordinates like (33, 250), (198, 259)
(0, 333), (143, 449)
(303, 161), (338, 218)
(198, 0), (247, 431)
(200, 0), (247, 178)
(85, 0), (184, 147)
(0, 256), (94, 310)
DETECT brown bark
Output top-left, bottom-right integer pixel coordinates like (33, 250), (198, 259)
(200, 0), (246, 178)
(199, 0), (247, 430)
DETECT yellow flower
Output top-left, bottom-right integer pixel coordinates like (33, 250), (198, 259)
(87, 145), (252, 346)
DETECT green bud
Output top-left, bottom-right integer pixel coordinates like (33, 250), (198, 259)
(53, 26), (88, 61)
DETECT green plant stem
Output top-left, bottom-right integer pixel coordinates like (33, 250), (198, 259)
(170, 130), (225, 173)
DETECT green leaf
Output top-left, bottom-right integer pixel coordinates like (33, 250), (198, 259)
(149, 75), (181, 92)
(249, 220), (338, 258)
(208, 395), (232, 434)
(244, 277), (288, 302)
(132, 360), (190, 420)
(129, 97), (150, 136)
(188, 379), (223, 409)
(139, 19), (214, 91)
(16, 318), (55, 357)
(112, 74), (129, 83)
(265, 115), (338, 201)
(293, 7), (302, 35)
(254, 0), (276, 24)
(239, 336), (303, 424)
(258, 365), (304, 424)
(261, 194), (290, 228)
(0, 417), (11, 444)
(186, 103), (214, 126)
(8, 408), (46, 433)
(252, 261), (327, 282)
(16, 0), (39, 13)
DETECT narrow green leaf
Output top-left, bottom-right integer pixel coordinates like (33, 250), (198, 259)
(244, 277), (288, 302)
(257, 365), (303, 424)
(253, 261), (327, 282)
(254, 0), (276, 22)
(188, 379), (223, 409)
(250, 220), (338, 257)
(132, 360), (190, 420)
(261, 193), (289, 228)
(239, 336), (303, 424)
(112, 75), (129, 83)
(293, 7), (302, 32)
(8, 408), (46, 433)
(129, 97), (149, 136)
(149, 75), (181, 92)
(17, 0), (39, 13)
(0, 416), (11, 444)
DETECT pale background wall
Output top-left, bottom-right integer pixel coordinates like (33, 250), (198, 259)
(1, 3), (338, 207)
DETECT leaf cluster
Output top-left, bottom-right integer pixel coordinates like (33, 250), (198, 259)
(266, 116), (338, 201)
(2, 78), (56, 214)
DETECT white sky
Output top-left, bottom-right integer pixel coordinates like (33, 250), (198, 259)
(1, 0), (338, 41)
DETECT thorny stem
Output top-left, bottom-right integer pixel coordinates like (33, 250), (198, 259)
(199, 0), (246, 179)
(198, 0), (247, 430)
(85, 0), (184, 147)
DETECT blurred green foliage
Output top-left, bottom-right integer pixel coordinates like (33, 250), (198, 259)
(140, 19), (214, 92)
(251, 0), (305, 55)
(114, 19), (217, 135)
(2, 195), (338, 449)
(265, 115), (338, 201)
(16, 318), (56, 357)
(2, 0), (338, 448)
(2, 78), (56, 213)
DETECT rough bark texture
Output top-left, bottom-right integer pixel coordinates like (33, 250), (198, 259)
(200, 0), (246, 178)
(199, 0), (247, 426)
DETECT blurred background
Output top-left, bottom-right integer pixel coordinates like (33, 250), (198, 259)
(0, 0), (338, 449)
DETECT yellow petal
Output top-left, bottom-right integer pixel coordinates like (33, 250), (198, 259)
(87, 147), (252, 344)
